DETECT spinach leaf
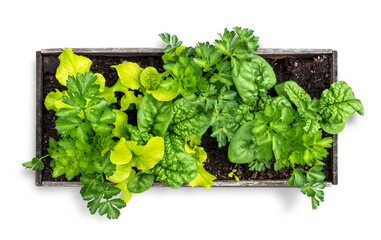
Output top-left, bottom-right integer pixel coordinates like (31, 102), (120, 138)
(137, 94), (173, 137)
(232, 55), (276, 104)
(170, 95), (212, 140)
(228, 122), (256, 164)
(127, 172), (155, 193)
(150, 133), (198, 189)
(319, 81), (364, 132)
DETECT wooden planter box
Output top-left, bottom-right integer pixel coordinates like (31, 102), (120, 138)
(35, 48), (338, 187)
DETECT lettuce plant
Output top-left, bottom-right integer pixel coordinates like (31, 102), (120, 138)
(23, 28), (363, 218)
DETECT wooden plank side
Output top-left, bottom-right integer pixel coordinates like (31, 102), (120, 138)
(40, 48), (333, 55)
(35, 51), (43, 186)
(331, 50), (339, 185)
(40, 180), (332, 188)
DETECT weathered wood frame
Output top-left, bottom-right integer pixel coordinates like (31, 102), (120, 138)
(35, 48), (338, 187)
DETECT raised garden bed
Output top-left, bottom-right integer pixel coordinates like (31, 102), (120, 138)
(35, 48), (338, 187)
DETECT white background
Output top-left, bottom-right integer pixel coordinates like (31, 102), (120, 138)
(1, 0), (379, 239)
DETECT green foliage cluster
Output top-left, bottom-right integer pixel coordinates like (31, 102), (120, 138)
(23, 27), (363, 218)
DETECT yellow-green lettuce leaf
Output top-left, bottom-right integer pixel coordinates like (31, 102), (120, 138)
(44, 89), (73, 111)
(111, 62), (143, 90)
(55, 48), (92, 86)
(189, 161), (216, 189)
(148, 86), (178, 101)
(126, 136), (164, 170)
(112, 109), (128, 138)
(110, 137), (133, 165)
(185, 137), (216, 189)
(106, 162), (133, 183)
(114, 169), (136, 203)
(140, 67), (162, 91)
(94, 73), (106, 91)
(120, 91), (143, 111)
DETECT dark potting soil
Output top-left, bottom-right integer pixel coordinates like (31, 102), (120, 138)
(40, 52), (333, 183)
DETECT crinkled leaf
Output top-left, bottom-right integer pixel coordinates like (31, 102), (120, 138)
(112, 109), (128, 138)
(185, 138), (215, 188)
(106, 163), (133, 183)
(170, 95), (212, 140)
(320, 81), (364, 124)
(45, 89), (73, 111)
(115, 169), (136, 203)
(188, 161), (216, 189)
(140, 67), (162, 90)
(110, 137), (132, 165)
(152, 133), (198, 189)
(55, 48), (92, 86)
(147, 78), (179, 101)
(111, 62), (143, 90)
(120, 91), (143, 111)
(126, 136), (165, 170)
(321, 122), (346, 134)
